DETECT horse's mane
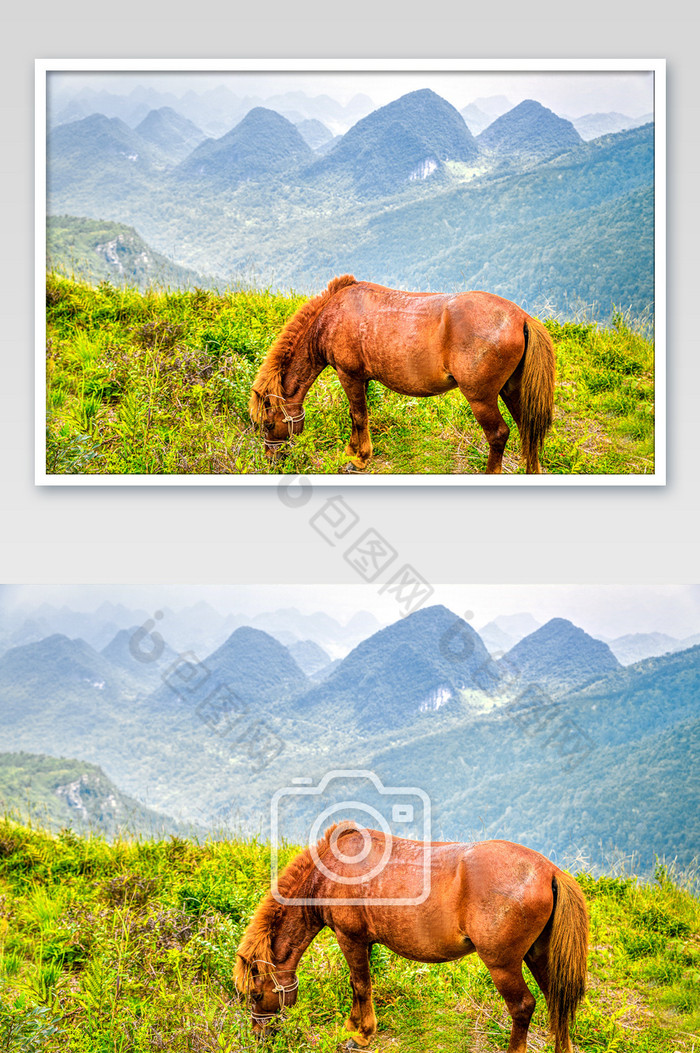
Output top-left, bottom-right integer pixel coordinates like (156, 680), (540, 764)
(248, 275), (357, 422)
(234, 821), (359, 991)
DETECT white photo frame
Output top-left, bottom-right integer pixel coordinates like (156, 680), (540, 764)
(36, 58), (666, 486)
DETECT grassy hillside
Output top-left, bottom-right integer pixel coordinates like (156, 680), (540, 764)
(45, 274), (655, 476)
(0, 821), (697, 1052)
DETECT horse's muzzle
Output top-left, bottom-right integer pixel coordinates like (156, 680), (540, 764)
(264, 442), (288, 461)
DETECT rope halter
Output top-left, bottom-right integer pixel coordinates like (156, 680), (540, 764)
(249, 959), (299, 1023)
(263, 394), (305, 450)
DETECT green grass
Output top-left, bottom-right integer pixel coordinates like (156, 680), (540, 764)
(1, 822), (697, 1052)
(45, 273), (656, 476)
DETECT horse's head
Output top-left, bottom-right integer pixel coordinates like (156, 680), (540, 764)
(249, 387), (305, 460)
(234, 953), (299, 1034)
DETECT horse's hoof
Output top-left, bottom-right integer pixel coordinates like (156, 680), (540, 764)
(341, 462), (366, 474)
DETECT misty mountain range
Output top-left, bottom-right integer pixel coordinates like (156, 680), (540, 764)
(3, 598), (694, 669)
(0, 600), (381, 664)
(46, 87), (655, 317)
(49, 84), (377, 140)
(0, 601), (696, 870)
(49, 82), (651, 144)
(2, 598), (696, 671)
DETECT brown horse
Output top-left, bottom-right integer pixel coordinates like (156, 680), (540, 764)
(235, 823), (588, 1052)
(249, 276), (556, 474)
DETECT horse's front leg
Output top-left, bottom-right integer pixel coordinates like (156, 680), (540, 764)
(335, 934), (377, 1048)
(336, 372), (373, 472)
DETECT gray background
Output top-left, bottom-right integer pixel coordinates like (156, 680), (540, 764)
(2, 2), (697, 588)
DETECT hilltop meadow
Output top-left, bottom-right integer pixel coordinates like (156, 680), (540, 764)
(0, 820), (698, 1053)
(45, 273), (655, 477)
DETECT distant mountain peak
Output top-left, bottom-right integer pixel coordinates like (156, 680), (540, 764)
(478, 612), (541, 655)
(571, 111), (650, 141)
(293, 604), (499, 729)
(177, 106), (313, 185)
(25, 632), (92, 657)
(206, 623), (301, 666)
(295, 117), (333, 150)
(0, 633), (132, 727)
(477, 98), (582, 159)
(311, 89), (479, 197)
(606, 631), (681, 666)
(49, 113), (155, 161)
(512, 99), (550, 117)
(78, 112), (129, 132)
(502, 617), (620, 696)
(135, 107), (205, 162)
(472, 94), (512, 116)
(288, 638), (331, 676)
(218, 623), (282, 646)
(240, 105), (292, 127)
(344, 609), (383, 633)
(192, 624), (307, 702)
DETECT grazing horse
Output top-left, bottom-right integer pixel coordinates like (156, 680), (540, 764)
(248, 276), (556, 474)
(235, 823), (588, 1052)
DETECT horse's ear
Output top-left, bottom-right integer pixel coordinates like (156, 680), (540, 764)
(234, 952), (253, 993)
(248, 387), (265, 423)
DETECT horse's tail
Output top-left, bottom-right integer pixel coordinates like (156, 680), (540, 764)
(520, 316), (556, 472)
(546, 869), (589, 1053)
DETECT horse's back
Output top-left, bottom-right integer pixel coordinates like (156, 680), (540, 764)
(324, 279), (452, 323)
(329, 281), (526, 319)
(318, 281), (529, 385)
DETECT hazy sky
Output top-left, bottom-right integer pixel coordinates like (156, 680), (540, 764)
(2, 584), (699, 640)
(50, 69), (655, 120)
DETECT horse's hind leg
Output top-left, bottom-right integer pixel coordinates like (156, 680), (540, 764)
(337, 371), (373, 472)
(485, 962), (536, 1052)
(461, 393), (510, 474)
(524, 934), (561, 1050)
(335, 933), (377, 1047)
(501, 379), (541, 475)
(524, 925), (551, 1003)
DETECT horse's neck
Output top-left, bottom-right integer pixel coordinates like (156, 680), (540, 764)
(281, 343), (325, 404)
(271, 906), (322, 973)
